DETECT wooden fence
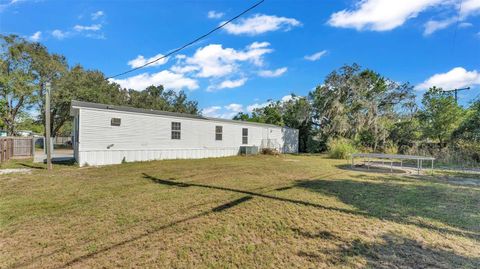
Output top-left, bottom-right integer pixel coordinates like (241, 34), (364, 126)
(13, 137), (33, 156)
(0, 137), (34, 163)
(0, 138), (14, 163)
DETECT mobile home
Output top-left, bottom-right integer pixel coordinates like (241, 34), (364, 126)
(71, 101), (299, 166)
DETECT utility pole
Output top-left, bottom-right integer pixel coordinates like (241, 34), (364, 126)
(444, 87), (470, 104)
(45, 82), (52, 170)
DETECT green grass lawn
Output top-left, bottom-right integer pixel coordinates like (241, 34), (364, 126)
(1, 155), (479, 268)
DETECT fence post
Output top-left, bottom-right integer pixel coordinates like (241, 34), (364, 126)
(31, 137), (35, 159)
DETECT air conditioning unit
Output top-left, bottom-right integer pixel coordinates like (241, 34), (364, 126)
(239, 146), (259, 155)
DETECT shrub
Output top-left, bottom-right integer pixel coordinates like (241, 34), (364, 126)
(261, 148), (279, 155)
(327, 138), (357, 160)
(383, 142), (399, 155)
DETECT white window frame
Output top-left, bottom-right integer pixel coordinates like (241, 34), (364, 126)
(171, 122), (181, 140)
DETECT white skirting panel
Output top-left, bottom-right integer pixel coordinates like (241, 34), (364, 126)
(77, 148), (240, 166)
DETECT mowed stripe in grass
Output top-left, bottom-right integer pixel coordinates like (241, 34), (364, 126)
(0, 155), (479, 268)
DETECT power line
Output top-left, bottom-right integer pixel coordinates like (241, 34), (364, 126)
(451, 0), (464, 55)
(444, 87), (470, 104)
(107, 0), (265, 79)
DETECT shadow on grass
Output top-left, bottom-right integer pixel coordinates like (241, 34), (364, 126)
(24, 173), (479, 268)
(18, 163), (45, 170)
(291, 227), (339, 240)
(145, 174), (480, 240)
(336, 164), (407, 174)
(45, 158), (76, 166)
(9, 159), (76, 170)
(295, 178), (480, 237)
(297, 232), (480, 268)
(54, 194), (253, 269)
(143, 173), (362, 216)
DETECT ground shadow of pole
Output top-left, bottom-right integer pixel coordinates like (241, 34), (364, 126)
(54, 194), (253, 269)
(142, 173), (363, 216)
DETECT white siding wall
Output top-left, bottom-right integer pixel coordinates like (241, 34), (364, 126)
(76, 108), (298, 166)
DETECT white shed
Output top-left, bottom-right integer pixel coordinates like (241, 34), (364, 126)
(71, 101), (299, 166)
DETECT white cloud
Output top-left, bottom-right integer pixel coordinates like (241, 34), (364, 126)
(202, 106), (222, 117)
(110, 70), (199, 91)
(222, 14), (301, 35)
(176, 42), (273, 78)
(51, 29), (68, 40)
(416, 67), (480, 90)
(258, 67), (287, 77)
(328, 0), (442, 31)
(170, 65), (199, 74)
(225, 103), (243, 113)
(218, 78), (247, 89)
(91, 10), (104, 20)
(202, 103), (244, 119)
(85, 33), (106, 40)
(207, 10), (224, 19)
(0, 0), (24, 12)
(74, 24), (102, 32)
(459, 22), (473, 28)
(423, 18), (456, 35)
(422, 0), (480, 35)
(204, 95), (302, 119)
(207, 78), (248, 92)
(304, 50), (328, 61)
(128, 54), (168, 68)
(247, 94), (301, 112)
(247, 102), (271, 113)
(29, 31), (41, 41)
(281, 94), (300, 102)
(461, 0), (480, 18)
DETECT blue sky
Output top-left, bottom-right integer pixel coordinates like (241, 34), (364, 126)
(1, 0), (480, 118)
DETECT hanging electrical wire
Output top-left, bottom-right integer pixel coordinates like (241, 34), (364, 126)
(451, 0), (464, 55)
(107, 0), (265, 79)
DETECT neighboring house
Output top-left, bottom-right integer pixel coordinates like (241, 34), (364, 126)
(0, 130), (7, 137)
(16, 130), (34, 137)
(71, 100), (299, 166)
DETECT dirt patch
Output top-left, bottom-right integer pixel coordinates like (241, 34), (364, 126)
(344, 164), (407, 174)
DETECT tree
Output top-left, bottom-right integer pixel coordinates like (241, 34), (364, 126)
(309, 64), (415, 151)
(0, 35), (37, 135)
(51, 65), (126, 135)
(232, 96), (315, 152)
(418, 87), (464, 147)
(125, 85), (199, 114)
(26, 41), (68, 136)
(15, 112), (43, 134)
(281, 96), (314, 152)
(452, 100), (480, 142)
(251, 101), (284, 126)
(388, 117), (421, 153)
(232, 112), (251, 121)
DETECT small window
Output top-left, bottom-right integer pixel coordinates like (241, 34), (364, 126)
(111, 118), (121, 126)
(242, 128), (248, 144)
(215, 126), (223, 141)
(171, 122), (181, 140)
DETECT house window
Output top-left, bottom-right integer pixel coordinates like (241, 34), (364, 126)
(215, 126), (223, 141)
(171, 122), (181, 139)
(111, 118), (121, 126)
(242, 128), (248, 144)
